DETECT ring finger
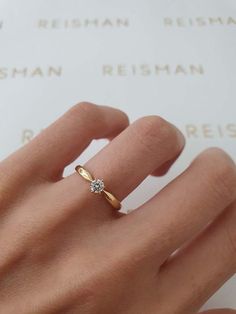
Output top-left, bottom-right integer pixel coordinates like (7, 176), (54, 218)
(56, 114), (185, 218)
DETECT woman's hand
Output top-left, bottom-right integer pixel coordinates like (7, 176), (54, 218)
(0, 102), (235, 314)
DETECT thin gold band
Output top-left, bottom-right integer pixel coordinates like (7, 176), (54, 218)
(75, 165), (121, 210)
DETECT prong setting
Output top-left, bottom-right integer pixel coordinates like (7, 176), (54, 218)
(90, 179), (105, 194)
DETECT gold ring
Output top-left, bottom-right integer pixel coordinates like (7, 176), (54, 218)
(75, 165), (121, 210)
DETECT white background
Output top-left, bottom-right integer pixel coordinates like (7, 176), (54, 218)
(0, 0), (235, 310)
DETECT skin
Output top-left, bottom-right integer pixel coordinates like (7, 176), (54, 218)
(0, 102), (235, 314)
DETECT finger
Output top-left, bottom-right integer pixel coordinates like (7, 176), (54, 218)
(118, 148), (236, 264)
(200, 309), (236, 314)
(1, 102), (129, 183)
(158, 201), (236, 313)
(57, 115), (185, 215)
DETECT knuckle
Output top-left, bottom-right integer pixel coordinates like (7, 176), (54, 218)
(194, 147), (236, 201)
(68, 102), (98, 118)
(66, 102), (101, 129)
(134, 115), (182, 154)
(135, 115), (169, 139)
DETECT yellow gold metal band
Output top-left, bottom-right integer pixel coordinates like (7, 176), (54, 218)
(75, 165), (121, 210)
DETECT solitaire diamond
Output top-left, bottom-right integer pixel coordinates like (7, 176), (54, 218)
(90, 179), (105, 193)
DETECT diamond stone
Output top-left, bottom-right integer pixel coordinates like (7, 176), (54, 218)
(90, 179), (105, 194)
